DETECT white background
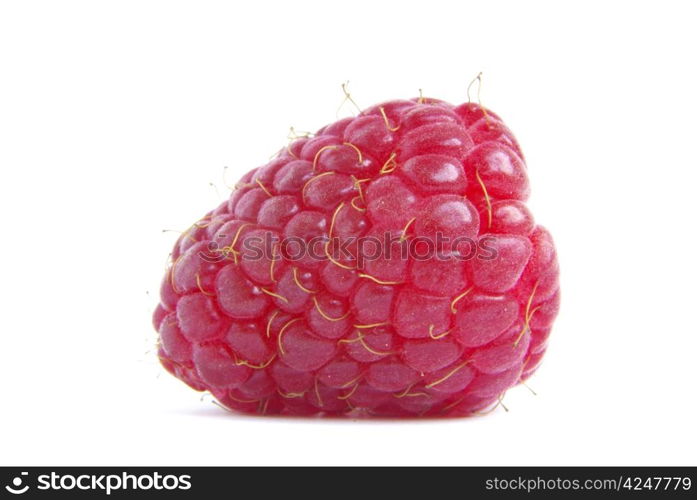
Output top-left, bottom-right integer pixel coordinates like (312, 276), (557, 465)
(1, 0), (695, 466)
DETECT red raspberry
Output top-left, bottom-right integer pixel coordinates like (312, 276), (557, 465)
(154, 97), (560, 417)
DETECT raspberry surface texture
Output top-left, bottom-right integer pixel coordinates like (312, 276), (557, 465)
(154, 97), (560, 417)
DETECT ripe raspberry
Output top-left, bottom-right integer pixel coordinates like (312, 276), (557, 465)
(154, 96), (560, 417)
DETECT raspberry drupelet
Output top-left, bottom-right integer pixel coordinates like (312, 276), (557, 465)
(153, 97), (560, 417)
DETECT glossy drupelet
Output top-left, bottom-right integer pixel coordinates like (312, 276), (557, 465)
(153, 98), (560, 417)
